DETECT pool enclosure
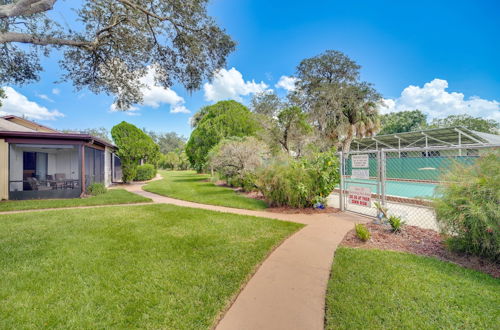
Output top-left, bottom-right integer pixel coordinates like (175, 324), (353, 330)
(329, 127), (500, 230)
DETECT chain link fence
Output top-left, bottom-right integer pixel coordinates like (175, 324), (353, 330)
(328, 144), (500, 230)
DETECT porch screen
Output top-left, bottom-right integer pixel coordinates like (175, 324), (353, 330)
(84, 147), (105, 187)
(9, 144), (81, 200)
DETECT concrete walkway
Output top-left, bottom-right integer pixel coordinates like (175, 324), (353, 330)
(122, 182), (366, 330)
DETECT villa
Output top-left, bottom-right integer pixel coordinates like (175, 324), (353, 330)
(0, 115), (122, 200)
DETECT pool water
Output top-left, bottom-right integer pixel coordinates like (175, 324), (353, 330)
(344, 179), (437, 199)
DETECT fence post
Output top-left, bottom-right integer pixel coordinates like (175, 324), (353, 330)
(339, 151), (345, 211)
(380, 149), (387, 206)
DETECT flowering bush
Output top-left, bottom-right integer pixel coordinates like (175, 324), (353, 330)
(208, 136), (269, 191)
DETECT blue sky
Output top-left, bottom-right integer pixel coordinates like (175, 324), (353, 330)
(2, 0), (499, 137)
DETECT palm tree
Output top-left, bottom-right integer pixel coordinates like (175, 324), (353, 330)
(324, 82), (381, 153)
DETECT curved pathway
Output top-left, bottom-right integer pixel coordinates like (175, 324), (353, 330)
(122, 182), (366, 330)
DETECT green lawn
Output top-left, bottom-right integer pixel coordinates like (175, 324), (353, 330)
(0, 189), (151, 212)
(0, 204), (302, 329)
(325, 248), (500, 329)
(143, 170), (268, 210)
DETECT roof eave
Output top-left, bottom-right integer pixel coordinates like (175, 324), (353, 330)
(0, 131), (116, 149)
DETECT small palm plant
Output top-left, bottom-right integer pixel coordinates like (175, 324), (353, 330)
(387, 215), (404, 233)
(355, 223), (371, 242)
(373, 202), (405, 233)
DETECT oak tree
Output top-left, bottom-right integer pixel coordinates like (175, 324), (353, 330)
(0, 0), (235, 109)
(429, 114), (499, 134)
(379, 110), (427, 134)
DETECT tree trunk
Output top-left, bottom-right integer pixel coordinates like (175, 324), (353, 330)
(342, 135), (353, 154)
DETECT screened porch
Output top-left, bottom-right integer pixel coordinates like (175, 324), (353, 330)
(9, 143), (82, 199)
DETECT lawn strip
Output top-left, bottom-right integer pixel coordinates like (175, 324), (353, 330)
(0, 189), (151, 212)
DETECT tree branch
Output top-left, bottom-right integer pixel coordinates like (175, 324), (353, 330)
(0, 31), (91, 48)
(115, 0), (202, 32)
(96, 16), (127, 36)
(0, 0), (56, 19)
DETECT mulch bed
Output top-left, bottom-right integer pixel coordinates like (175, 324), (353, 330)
(341, 223), (500, 278)
(267, 206), (340, 214)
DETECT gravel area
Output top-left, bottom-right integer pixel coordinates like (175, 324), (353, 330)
(341, 222), (499, 278)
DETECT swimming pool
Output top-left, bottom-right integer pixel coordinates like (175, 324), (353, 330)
(343, 179), (438, 199)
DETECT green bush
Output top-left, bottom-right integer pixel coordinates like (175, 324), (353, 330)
(434, 150), (500, 261)
(387, 215), (404, 233)
(111, 121), (160, 182)
(87, 183), (107, 196)
(355, 224), (371, 242)
(255, 150), (340, 208)
(135, 164), (157, 181)
(227, 172), (258, 192)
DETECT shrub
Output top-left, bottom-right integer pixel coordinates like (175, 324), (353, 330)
(135, 164), (157, 181)
(208, 137), (269, 191)
(111, 121), (160, 182)
(434, 150), (500, 261)
(387, 215), (404, 233)
(374, 202), (405, 232)
(254, 150), (340, 208)
(227, 172), (259, 192)
(87, 183), (107, 196)
(355, 223), (371, 242)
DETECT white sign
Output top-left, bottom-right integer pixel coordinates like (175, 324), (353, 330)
(348, 186), (372, 207)
(351, 154), (369, 168)
(351, 169), (369, 180)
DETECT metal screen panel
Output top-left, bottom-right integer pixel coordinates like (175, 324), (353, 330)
(336, 144), (499, 230)
(340, 151), (381, 218)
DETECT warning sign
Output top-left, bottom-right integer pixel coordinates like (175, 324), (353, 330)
(348, 186), (372, 207)
(351, 154), (369, 168)
(351, 169), (369, 180)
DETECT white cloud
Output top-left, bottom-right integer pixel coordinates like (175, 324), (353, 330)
(36, 93), (54, 103)
(0, 86), (64, 120)
(380, 79), (500, 121)
(203, 67), (269, 102)
(51, 88), (60, 95)
(275, 75), (298, 92)
(171, 105), (190, 114)
(110, 67), (190, 114)
(109, 103), (140, 116)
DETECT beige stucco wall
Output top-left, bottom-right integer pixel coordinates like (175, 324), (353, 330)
(0, 139), (8, 200)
